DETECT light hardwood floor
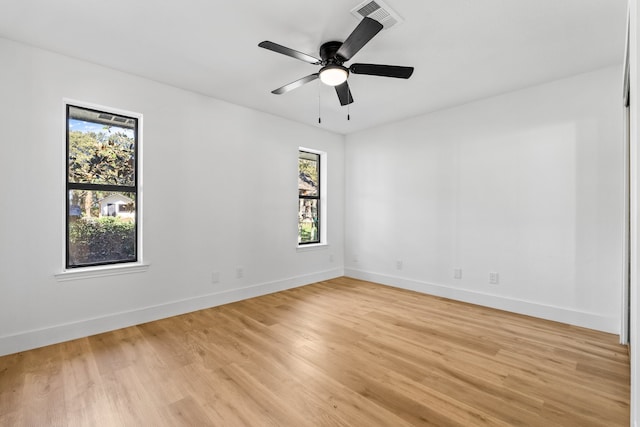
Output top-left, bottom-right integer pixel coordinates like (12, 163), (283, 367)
(0, 277), (630, 426)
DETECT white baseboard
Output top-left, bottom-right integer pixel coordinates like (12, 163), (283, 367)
(345, 268), (619, 334)
(0, 268), (343, 357)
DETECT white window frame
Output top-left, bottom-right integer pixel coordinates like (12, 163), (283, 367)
(56, 99), (148, 281)
(298, 147), (327, 248)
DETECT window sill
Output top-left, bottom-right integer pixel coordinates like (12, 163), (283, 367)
(297, 243), (329, 252)
(55, 263), (150, 282)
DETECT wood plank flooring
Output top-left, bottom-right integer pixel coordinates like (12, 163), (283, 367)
(0, 277), (630, 426)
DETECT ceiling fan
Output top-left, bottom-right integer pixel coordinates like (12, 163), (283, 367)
(258, 17), (414, 106)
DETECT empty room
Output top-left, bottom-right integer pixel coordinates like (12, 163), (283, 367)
(1, 0), (640, 425)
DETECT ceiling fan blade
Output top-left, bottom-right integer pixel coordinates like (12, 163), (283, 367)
(335, 81), (354, 106)
(350, 63), (414, 79)
(259, 41), (321, 65)
(271, 74), (319, 95)
(336, 17), (383, 61)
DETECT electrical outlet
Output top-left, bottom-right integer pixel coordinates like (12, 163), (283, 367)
(396, 260), (403, 270)
(489, 272), (499, 284)
(236, 267), (244, 279)
(211, 271), (220, 284)
(329, 253), (334, 263)
(454, 268), (462, 279)
(353, 255), (359, 263)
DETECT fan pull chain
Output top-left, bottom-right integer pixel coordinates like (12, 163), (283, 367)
(318, 80), (322, 124)
(347, 91), (351, 121)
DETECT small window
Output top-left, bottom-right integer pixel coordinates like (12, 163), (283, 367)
(298, 150), (320, 244)
(66, 104), (139, 268)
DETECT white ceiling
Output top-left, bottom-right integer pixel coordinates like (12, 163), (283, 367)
(0, 0), (628, 135)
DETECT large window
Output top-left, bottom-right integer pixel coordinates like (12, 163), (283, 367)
(66, 104), (139, 268)
(298, 150), (320, 244)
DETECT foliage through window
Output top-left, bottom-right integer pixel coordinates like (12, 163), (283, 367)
(66, 105), (138, 268)
(298, 150), (320, 244)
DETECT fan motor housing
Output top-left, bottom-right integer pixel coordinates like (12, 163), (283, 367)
(319, 41), (344, 64)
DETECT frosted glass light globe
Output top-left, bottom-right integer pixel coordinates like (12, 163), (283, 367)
(319, 65), (348, 86)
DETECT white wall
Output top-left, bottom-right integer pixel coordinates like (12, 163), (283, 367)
(0, 38), (345, 356)
(629, 0), (639, 424)
(345, 66), (624, 333)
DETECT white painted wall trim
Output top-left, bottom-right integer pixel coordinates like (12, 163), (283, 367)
(0, 268), (343, 357)
(345, 268), (619, 334)
(55, 263), (150, 281)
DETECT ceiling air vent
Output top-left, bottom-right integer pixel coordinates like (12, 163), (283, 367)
(350, 0), (404, 29)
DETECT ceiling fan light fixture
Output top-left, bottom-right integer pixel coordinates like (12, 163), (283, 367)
(319, 65), (349, 86)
